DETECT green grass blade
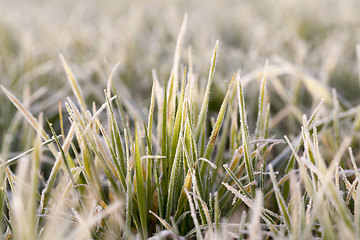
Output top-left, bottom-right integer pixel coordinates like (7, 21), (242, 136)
(200, 74), (234, 176)
(167, 14), (187, 134)
(95, 118), (127, 193)
(169, 67), (186, 175)
(174, 169), (192, 220)
(269, 164), (293, 233)
(223, 164), (252, 199)
(47, 119), (76, 186)
(211, 111), (230, 188)
(236, 74), (255, 195)
(195, 41), (219, 141)
(166, 102), (186, 222)
(184, 117), (197, 169)
(147, 77), (156, 153)
(134, 120), (148, 238)
(104, 92), (127, 191)
(255, 60), (268, 139)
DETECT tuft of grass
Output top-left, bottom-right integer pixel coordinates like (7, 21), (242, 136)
(1, 9), (360, 239)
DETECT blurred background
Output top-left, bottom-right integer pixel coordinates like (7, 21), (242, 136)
(1, 0), (360, 154)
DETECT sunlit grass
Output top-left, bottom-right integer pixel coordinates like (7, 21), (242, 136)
(0, 1), (360, 239)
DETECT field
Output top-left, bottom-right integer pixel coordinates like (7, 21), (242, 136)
(1, 0), (360, 239)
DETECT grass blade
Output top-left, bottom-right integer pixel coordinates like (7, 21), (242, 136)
(38, 124), (75, 227)
(236, 74), (255, 195)
(195, 40), (219, 141)
(59, 54), (87, 115)
(47, 119), (76, 186)
(167, 14), (187, 134)
(200, 74), (234, 176)
(134, 120), (148, 238)
(269, 164), (293, 233)
(185, 189), (203, 240)
(255, 60), (268, 139)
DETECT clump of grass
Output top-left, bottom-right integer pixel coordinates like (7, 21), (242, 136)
(1, 17), (360, 240)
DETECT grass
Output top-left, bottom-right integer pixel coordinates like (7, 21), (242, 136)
(1, 0), (360, 239)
